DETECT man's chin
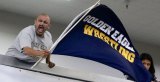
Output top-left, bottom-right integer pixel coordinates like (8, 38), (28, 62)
(36, 32), (44, 37)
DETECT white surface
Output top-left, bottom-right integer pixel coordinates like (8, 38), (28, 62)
(0, 65), (82, 82)
(0, 64), (133, 82)
(41, 55), (126, 79)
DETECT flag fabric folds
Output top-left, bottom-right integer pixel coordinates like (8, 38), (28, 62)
(51, 4), (151, 82)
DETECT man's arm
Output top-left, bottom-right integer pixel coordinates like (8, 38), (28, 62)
(22, 47), (49, 57)
(23, 47), (55, 68)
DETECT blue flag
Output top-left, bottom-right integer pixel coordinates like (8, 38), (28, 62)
(52, 4), (151, 82)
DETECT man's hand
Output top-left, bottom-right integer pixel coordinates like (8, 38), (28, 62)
(23, 47), (55, 68)
(39, 50), (50, 57)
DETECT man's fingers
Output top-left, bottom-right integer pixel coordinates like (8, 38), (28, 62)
(43, 51), (50, 56)
(44, 50), (50, 53)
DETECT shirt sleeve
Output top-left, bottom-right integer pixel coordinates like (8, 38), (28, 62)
(18, 31), (32, 49)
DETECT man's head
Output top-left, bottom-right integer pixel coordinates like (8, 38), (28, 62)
(34, 13), (51, 37)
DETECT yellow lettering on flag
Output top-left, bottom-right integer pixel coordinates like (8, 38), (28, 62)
(83, 24), (135, 63)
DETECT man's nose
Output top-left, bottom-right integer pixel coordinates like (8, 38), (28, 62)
(40, 22), (44, 25)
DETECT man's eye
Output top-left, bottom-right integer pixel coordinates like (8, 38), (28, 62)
(44, 21), (48, 24)
(38, 20), (42, 22)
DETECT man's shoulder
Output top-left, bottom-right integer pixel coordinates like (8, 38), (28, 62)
(45, 31), (52, 39)
(17, 25), (35, 38)
(23, 25), (35, 31)
(21, 25), (35, 33)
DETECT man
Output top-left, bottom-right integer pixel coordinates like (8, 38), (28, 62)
(5, 13), (55, 68)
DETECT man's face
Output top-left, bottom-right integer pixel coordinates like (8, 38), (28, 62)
(34, 15), (50, 37)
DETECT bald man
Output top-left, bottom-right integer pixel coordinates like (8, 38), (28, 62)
(6, 13), (55, 68)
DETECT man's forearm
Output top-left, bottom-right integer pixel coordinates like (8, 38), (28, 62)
(22, 47), (42, 56)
